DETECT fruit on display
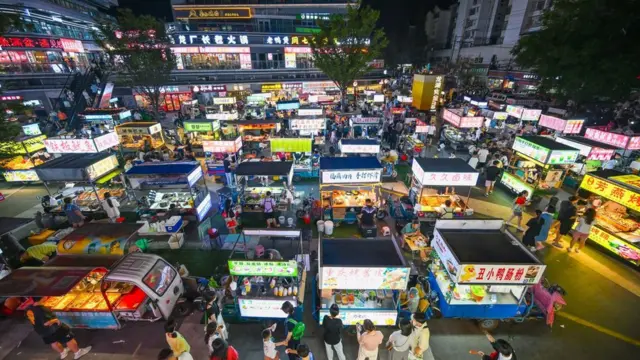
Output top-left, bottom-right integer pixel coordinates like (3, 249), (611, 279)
(0, 156), (43, 170)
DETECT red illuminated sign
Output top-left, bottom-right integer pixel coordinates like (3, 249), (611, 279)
(0, 36), (64, 50)
(0, 95), (23, 101)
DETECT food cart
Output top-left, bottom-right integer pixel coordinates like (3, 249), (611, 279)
(125, 161), (212, 222)
(500, 136), (580, 200)
(349, 117), (381, 139)
(409, 158), (479, 221)
(183, 120), (221, 157)
(225, 119), (282, 156)
(0, 253), (183, 329)
(79, 108), (132, 127)
(269, 138), (317, 181)
(0, 134), (48, 182)
(203, 136), (243, 177)
(554, 135), (617, 187)
(319, 157), (383, 222)
(115, 122), (164, 152)
(577, 171), (640, 267)
(441, 109), (484, 151)
(235, 161), (295, 214)
(315, 237), (410, 326)
(428, 219), (547, 330)
(35, 153), (128, 217)
(222, 229), (306, 322)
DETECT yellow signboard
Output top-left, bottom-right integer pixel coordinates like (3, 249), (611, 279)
(261, 83), (282, 92)
(580, 174), (640, 213)
(411, 75), (442, 111)
(610, 174), (640, 189)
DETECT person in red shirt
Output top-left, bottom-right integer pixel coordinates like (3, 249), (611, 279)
(506, 191), (528, 231)
(210, 338), (239, 360)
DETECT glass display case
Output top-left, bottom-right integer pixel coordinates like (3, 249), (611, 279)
(115, 122), (164, 151)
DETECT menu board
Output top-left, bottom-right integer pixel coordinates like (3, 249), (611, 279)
(238, 298), (296, 318)
(321, 169), (382, 184)
(184, 122), (214, 132)
(457, 263), (545, 285)
(584, 128), (629, 149)
(319, 309), (397, 326)
(86, 155), (118, 180)
(270, 138), (311, 153)
(203, 137), (242, 153)
(320, 267), (409, 290)
(512, 137), (550, 164)
(290, 118), (325, 130)
(228, 260), (298, 277)
(580, 174), (640, 213)
(500, 173), (534, 200)
(3, 170), (39, 182)
(547, 150), (579, 165)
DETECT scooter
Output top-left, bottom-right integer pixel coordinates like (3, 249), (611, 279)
(527, 279), (567, 327)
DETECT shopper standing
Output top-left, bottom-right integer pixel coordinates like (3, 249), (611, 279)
(210, 338), (239, 360)
(26, 302), (92, 359)
(356, 319), (383, 360)
(408, 312), (430, 360)
(534, 205), (555, 251)
(523, 210), (544, 251)
(322, 304), (346, 360)
(483, 161), (501, 197)
(477, 145), (490, 170)
(552, 196), (579, 249)
(223, 155), (235, 188)
(468, 151), (479, 169)
(386, 318), (413, 360)
(101, 192), (121, 223)
(277, 301), (302, 360)
(63, 197), (86, 227)
(568, 208), (596, 253)
(506, 191), (528, 231)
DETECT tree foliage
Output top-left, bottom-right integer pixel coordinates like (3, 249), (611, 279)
(93, 9), (175, 117)
(512, 0), (640, 103)
(310, 4), (388, 109)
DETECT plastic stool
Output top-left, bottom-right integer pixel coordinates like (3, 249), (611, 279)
(255, 245), (265, 258)
(207, 228), (221, 248)
(116, 217), (125, 223)
(287, 217), (295, 227)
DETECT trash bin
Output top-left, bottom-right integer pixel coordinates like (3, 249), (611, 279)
(278, 216), (286, 225)
(324, 220), (334, 235)
(317, 220), (325, 233)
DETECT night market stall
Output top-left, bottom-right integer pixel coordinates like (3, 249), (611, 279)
(441, 109), (484, 151)
(315, 237), (410, 326)
(235, 161), (296, 214)
(500, 136), (580, 200)
(554, 135), (618, 187)
(0, 134), (48, 182)
(125, 161), (212, 222)
(339, 139), (380, 156)
(35, 153), (128, 217)
(202, 136), (243, 176)
(183, 119), (221, 157)
(538, 114), (585, 135)
(115, 122), (164, 152)
(505, 105), (542, 122)
(225, 119), (282, 156)
(0, 252), (184, 329)
(269, 138), (317, 181)
(428, 219), (547, 330)
(79, 108), (132, 127)
(222, 228), (306, 322)
(577, 171), (640, 267)
(409, 158), (479, 221)
(349, 116), (381, 139)
(319, 157), (383, 222)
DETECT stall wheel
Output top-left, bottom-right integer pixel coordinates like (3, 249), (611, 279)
(477, 319), (499, 331)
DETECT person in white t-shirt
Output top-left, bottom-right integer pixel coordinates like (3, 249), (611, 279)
(101, 192), (120, 222)
(477, 146), (490, 169)
(468, 152), (479, 169)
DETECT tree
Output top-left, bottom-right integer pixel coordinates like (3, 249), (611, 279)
(512, 0), (640, 104)
(0, 13), (32, 142)
(310, 4), (388, 110)
(93, 9), (175, 118)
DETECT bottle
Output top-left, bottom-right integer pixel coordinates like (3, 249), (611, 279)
(293, 286), (298, 296)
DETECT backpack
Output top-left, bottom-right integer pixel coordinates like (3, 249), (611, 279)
(287, 318), (305, 340)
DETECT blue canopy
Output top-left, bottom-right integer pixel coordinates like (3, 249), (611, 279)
(125, 161), (200, 176)
(320, 156), (382, 170)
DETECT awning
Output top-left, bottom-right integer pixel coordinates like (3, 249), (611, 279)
(235, 161), (293, 176)
(412, 158), (479, 186)
(321, 238), (406, 267)
(125, 161), (200, 176)
(0, 267), (97, 297)
(34, 153), (113, 182)
(320, 156), (382, 170)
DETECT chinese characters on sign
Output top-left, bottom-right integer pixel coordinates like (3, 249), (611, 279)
(563, 119), (584, 134)
(94, 132), (120, 152)
(0, 36), (64, 49)
(174, 7), (252, 20)
(213, 97), (236, 105)
(339, 143), (380, 154)
(588, 226), (640, 266)
(192, 84), (226, 92)
(228, 260), (298, 277)
(458, 264), (544, 284)
(319, 309), (397, 326)
(184, 122), (214, 132)
(202, 137), (242, 153)
(297, 108), (323, 116)
(86, 155), (118, 180)
(261, 83), (282, 92)
(627, 136), (640, 150)
(238, 298), (296, 319)
(521, 109), (542, 121)
(499, 173), (534, 200)
(506, 105), (524, 118)
(538, 114), (566, 132)
(320, 267), (410, 290)
(350, 117), (380, 124)
(512, 137), (550, 164)
(0, 95), (23, 101)
(580, 174), (640, 213)
(290, 118), (325, 130)
(432, 230), (460, 280)
(588, 148), (615, 161)
(442, 109), (483, 128)
(584, 128), (629, 149)
(431, 76), (443, 111)
(547, 150), (579, 165)
(44, 138), (95, 154)
(172, 33), (249, 46)
(322, 169), (382, 184)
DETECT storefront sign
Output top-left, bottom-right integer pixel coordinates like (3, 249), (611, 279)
(321, 266), (409, 290)
(284, 46), (311, 54)
(588, 227), (640, 267)
(22, 123), (41, 136)
(506, 105), (524, 118)
(192, 84), (226, 92)
(238, 298), (296, 319)
(322, 169), (382, 184)
(442, 109), (483, 128)
(610, 174), (640, 190)
(339, 143), (380, 154)
(297, 108), (323, 116)
(397, 95), (413, 103)
(44, 138), (93, 153)
(547, 150), (579, 165)
(86, 155), (118, 180)
(351, 117), (380, 125)
(0, 95), (23, 101)
(584, 128), (629, 149)
(493, 112), (508, 120)
(303, 81), (339, 91)
(0, 36), (63, 49)
(202, 137), (242, 153)
(290, 118), (325, 130)
(458, 264), (544, 284)
(411, 159), (478, 186)
(500, 173), (534, 200)
(206, 112), (238, 121)
(276, 101), (300, 111)
(581, 174), (640, 213)
(539, 114), (565, 131)
(563, 119), (584, 134)
(282, 83), (303, 90)
(588, 148), (615, 161)
(3, 170), (39, 182)
(213, 97), (236, 105)
(196, 193), (212, 221)
(627, 136), (640, 150)
(512, 137), (550, 164)
(432, 230), (460, 280)
(229, 260), (298, 277)
(60, 38), (84, 53)
(174, 7), (252, 20)
(94, 132), (120, 152)
(319, 309), (397, 326)
(415, 119), (428, 133)
(184, 122), (214, 132)
(521, 109), (541, 121)
(431, 76), (443, 110)
(172, 33), (250, 45)
(373, 94), (384, 103)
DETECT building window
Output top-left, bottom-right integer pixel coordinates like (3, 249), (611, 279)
(473, 0), (480, 5)
(469, 7), (478, 16)
(535, 0), (547, 11)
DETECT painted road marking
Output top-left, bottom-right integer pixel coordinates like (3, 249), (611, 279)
(558, 312), (640, 347)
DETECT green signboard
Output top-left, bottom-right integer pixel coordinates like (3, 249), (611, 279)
(228, 259), (298, 277)
(270, 138), (312, 153)
(295, 27), (321, 34)
(184, 122), (214, 132)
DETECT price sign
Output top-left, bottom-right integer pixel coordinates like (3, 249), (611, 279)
(321, 169), (382, 184)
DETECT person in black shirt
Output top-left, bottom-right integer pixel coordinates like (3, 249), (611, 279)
(552, 196), (578, 248)
(26, 303), (91, 359)
(484, 161), (501, 196)
(276, 301), (299, 360)
(359, 199), (377, 227)
(523, 210), (544, 251)
(322, 304), (346, 360)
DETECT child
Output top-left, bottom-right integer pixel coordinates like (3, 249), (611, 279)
(263, 324), (279, 360)
(286, 343), (314, 360)
(165, 318), (190, 358)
